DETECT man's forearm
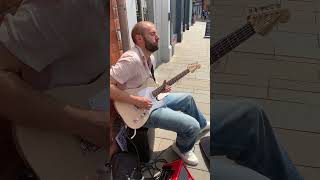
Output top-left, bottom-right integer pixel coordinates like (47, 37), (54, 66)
(110, 83), (137, 105)
(0, 70), (106, 144)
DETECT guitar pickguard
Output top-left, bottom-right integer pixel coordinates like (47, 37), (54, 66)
(137, 87), (165, 111)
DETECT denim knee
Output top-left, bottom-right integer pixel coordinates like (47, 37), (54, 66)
(183, 93), (194, 101)
(238, 100), (271, 132)
(182, 120), (200, 137)
(190, 122), (201, 134)
(238, 100), (262, 111)
(240, 100), (265, 118)
(249, 101), (264, 113)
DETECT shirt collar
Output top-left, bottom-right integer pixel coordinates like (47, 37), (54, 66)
(135, 45), (152, 66)
(134, 45), (153, 72)
(134, 45), (146, 61)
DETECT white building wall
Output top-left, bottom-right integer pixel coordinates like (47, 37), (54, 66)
(125, 0), (138, 48)
(154, 0), (172, 63)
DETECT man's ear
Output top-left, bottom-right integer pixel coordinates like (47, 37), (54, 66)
(135, 34), (143, 43)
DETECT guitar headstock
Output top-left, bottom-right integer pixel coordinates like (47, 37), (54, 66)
(247, 4), (290, 36)
(187, 63), (201, 73)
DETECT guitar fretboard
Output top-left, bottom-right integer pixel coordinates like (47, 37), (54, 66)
(210, 23), (255, 65)
(152, 69), (190, 97)
(167, 69), (190, 85)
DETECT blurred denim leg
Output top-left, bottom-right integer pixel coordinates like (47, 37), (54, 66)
(210, 99), (304, 180)
(144, 93), (207, 153)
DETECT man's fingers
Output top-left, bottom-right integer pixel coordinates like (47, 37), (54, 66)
(145, 103), (152, 110)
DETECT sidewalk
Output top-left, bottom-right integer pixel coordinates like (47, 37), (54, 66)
(149, 21), (210, 179)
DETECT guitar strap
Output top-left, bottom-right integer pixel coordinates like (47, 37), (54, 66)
(150, 65), (156, 82)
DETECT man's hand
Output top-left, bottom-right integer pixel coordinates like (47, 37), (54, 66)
(161, 80), (171, 93)
(132, 96), (152, 109)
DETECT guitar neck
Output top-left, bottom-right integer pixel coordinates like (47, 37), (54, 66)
(167, 69), (190, 86)
(152, 69), (190, 97)
(210, 23), (255, 65)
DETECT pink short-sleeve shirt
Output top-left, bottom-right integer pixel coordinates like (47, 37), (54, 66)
(110, 46), (155, 89)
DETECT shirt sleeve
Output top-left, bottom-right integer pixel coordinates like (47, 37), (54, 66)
(150, 54), (157, 68)
(110, 57), (138, 85)
(0, 1), (71, 72)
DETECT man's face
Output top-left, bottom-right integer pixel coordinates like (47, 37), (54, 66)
(142, 25), (160, 52)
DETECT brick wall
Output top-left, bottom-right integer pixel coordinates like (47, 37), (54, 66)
(110, 0), (123, 65)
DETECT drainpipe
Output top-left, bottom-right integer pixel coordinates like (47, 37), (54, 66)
(117, 0), (130, 51)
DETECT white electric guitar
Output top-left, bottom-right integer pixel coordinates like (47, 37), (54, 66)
(13, 72), (111, 180)
(114, 63), (201, 129)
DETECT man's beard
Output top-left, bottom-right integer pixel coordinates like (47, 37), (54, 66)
(143, 36), (158, 52)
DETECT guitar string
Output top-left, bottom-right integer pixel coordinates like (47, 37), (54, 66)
(212, 14), (274, 56)
(152, 69), (190, 97)
(211, 24), (253, 65)
(167, 69), (189, 85)
(212, 13), (275, 56)
(211, 14), (274, 64)
(211, 23), (254, 61)
(213, 23), (254, 55)
(212, 23), (253, 52)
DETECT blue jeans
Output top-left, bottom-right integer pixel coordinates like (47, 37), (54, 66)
(211, 99), (304, 180)
(143, 93), (207, 153)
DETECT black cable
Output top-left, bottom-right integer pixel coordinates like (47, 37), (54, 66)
(140, 147), (169, 179)
(124, 128), (175, 179)
(124, 128), (142, 179)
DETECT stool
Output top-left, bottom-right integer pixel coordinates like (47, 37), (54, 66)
(126, 127), (155, 163)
